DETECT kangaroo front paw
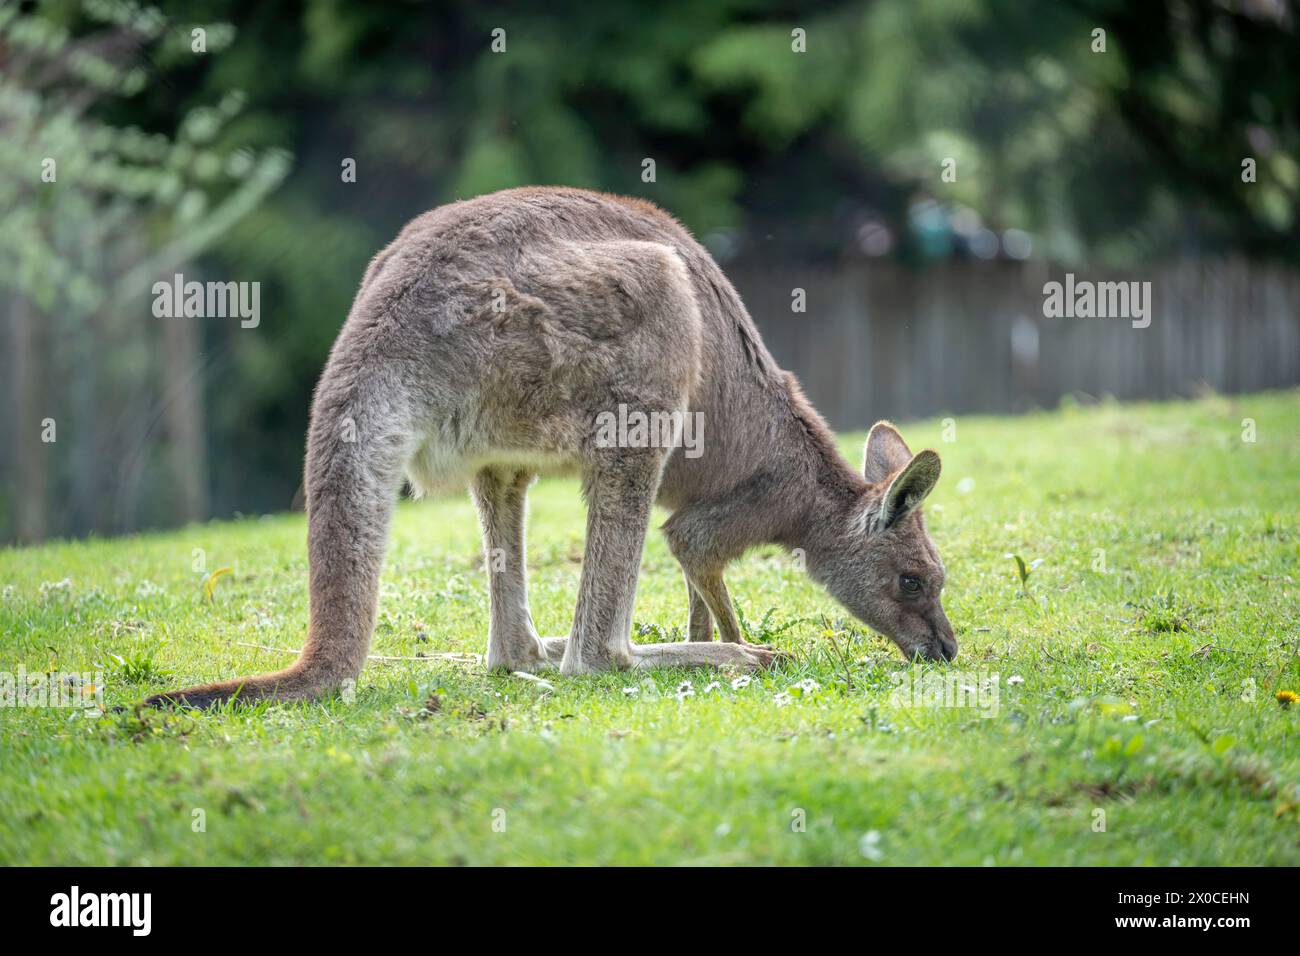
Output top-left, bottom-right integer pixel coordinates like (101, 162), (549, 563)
(486, 633), (554, 674)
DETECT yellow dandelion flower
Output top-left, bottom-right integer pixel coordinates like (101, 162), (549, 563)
(1276, 690), (1298, 708)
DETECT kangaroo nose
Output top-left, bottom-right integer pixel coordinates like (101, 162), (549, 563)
(916, 633), (956, 662)
(932, 610), (958, 662)
(934, 627), (958, 661)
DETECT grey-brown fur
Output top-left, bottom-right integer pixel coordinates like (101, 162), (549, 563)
(145, 186), (954, 708)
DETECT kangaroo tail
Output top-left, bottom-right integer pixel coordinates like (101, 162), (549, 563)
(144, 337), (417, 709)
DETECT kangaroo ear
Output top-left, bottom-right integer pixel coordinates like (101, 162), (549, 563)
(864, 421), (913, 484)
(878, 450), (942, 531)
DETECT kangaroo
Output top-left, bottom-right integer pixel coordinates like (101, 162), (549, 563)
(145, 186), (955, 708)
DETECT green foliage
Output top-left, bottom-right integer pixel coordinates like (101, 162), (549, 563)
(1131, 591), (1195, 635)
(734, 604), (805, 645)
(1006, 553), (1042, 596)
(0, 1), (290, 541)
(0, 2), (287, 309)
(104, 641), (172, 685)
(5, 1), (1297, 541)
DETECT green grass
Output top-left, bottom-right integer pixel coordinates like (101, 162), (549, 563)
(2, 390), (1298, 865)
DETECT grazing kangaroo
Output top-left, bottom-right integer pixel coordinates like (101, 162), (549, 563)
(146, 186), (954, 708)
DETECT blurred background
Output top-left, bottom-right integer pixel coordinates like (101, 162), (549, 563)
(2, 0), (1297, 544)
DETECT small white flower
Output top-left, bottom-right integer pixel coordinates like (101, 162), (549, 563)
(621, 686), (639, 696)
(39, 578), (73, 600)
(796, 678), (821, 694)
(703, 681), (721, 694)
(730, 675), (752, 690)
(676, 681), (695, 700)
(773, 691), (793, 707)
(1007, 675), (1024, 686)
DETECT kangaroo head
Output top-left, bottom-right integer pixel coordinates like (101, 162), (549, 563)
(812, 422), (956, 662)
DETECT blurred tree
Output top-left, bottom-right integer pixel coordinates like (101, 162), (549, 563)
(0, 0), (287, 541)
(5, 0), (1295, 539)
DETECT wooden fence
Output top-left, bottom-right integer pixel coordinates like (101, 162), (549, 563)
(3, 256), (1298, 543)
(730, 257), (1300, 429)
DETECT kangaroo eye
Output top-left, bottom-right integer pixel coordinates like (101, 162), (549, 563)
(900, 575), (923, 594)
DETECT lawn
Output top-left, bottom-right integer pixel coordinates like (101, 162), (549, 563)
(2, 390), (1298, 866)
